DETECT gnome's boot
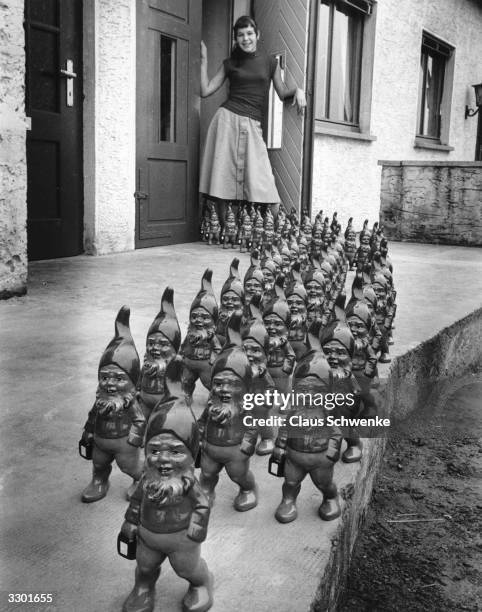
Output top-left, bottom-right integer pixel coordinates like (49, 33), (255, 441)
(256, 438), (274, 455)
(123, 567), (160, 612)
(81, 464), (112, 503)
(182, 568), (214, 612)
(233, 471), (258, 512)
(318, 483), (341, 521)
(275, 482), (301, 523)
(342, 438), (363, 463)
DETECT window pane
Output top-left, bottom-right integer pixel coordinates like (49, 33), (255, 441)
(419, 49), (445, 138)
(315, 2), (363, 124)
(160, 36), (176, 142)
(315, 3), (330, 119)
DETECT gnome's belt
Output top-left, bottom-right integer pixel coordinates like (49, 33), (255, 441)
(287, 439), (330, 453)
(183, 352), (211, 361)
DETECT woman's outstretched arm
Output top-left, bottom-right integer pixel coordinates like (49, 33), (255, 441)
(200, 41), (227, 98)
(272, 63), (307, 114)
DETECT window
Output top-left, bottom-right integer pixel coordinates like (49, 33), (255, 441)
(416, 33), (454, 148)
(314, 0), (376, 139)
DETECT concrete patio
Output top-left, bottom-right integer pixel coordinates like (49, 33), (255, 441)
(0, 241), (481, 612)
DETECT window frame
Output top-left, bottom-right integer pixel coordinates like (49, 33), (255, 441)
(415, 31), (455, 151)
(313, 0), (377, 140)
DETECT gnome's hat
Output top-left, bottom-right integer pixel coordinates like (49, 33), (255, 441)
(261, 252), (278, 276)
(221, 258), (244, 300)
(244, 250), (264, 285)
(147, 287), (181, 352)
(359, 218), (371, 239)
(295, 321), (333, 386)
(99, 306), (141, 385)
(241, 296), (270, 352)
(286, 262), (307, 301)
(304, 265), (326, 290)
(319, 294), (355, 357)
(190, 269), (218, 320)
(212, 314), (252, 383)
(263, 275), (290, 324)
(345, 299), (372, 330)
(146, 359), (199, 457)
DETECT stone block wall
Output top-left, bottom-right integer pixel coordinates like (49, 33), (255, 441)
(0, 0), (28, 298)
(379, 161), (482, 246)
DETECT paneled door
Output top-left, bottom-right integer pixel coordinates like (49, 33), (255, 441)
(25, 0), (83, 260)
(136, 0), (202, 246)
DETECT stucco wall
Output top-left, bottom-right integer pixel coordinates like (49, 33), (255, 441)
(0, 0), (28, 298)
(83, 0), (136, 255)
(379, 161), (482, 246)
(311, 0), (482, 233)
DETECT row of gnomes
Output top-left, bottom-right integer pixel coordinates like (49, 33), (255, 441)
(77, 236), (396, 612)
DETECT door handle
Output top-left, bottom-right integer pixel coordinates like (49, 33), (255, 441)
(60, 59), (76, 106)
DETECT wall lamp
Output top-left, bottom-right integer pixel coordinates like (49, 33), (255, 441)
(465, 82), (482, 119)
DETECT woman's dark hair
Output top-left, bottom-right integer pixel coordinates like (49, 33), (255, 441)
(231, 16), (259, 62)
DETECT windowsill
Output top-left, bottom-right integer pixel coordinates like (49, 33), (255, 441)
(414, 137), (454, 152)
(314, 123), (377, 141)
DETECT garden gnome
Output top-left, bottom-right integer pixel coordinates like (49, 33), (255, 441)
(198, 314), (258, 511)
(370, 269), (392, 363)
(216, 258), (244, 346)
(220, 204), (238, 249)
(262, 209), (276, 251)
(311, 218), (324, 260)
(260, 251), (278, 310)
(200, 207), (210, 242)
(300, 213), (312, 247)
(320, 296), (363, 463)
(181, 269), (222, 399)
(243, 250), (264, 306)
(272, 320), (342, 523)
(353, 219), (372, 270)
(347, 275), (382, 355)
(242, 295), (276, 455)
(138, 287), (181, 420)
(251, 210), (264, 251)
(238, 209), (253, 253)
(119, 358), (213, 612)
(79, 306), (145, 503)
(263, 275), (296, 395)
(345, 294), (379, 419)
(285, 263), (308, 361)
(207, 206), (220, 245)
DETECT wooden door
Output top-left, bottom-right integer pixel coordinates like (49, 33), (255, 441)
(252, 0), (308, 213)
(136, 0), (201, 247)
(25, 0), (83, 260)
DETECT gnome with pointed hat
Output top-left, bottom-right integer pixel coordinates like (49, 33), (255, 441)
(241, 296), (277, 456)
(263, 276), (296, 395)
(79, 306), (146, 503)
(272, 321), (343, 523)
(285, 263), (308, 361)
(120, 357), (213, 612)
(181, 269), (222, 400)
(139, 287), (181, 421)
(198, 314), (258, 511)
(216, 258), (244, 346)
(320, 296), (363, 463)
(220, 203), (238, 249)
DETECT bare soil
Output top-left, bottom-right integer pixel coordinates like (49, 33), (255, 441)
(337, 374), (482, 612)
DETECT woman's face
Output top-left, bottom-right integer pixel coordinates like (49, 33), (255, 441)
(235, 26), (259, 53)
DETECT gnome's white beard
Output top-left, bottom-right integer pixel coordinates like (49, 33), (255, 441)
(186, 323), (215, 345)
(143, 466), (194, 507)
(142, 355), (167, 378)
(208, 399), (239, 425)
(95, 390), (134, 416)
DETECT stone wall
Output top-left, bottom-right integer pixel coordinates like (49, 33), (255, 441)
(310, 0), (482, 232)
(379, 161), (482, 246)
(0, 0), (28, 298)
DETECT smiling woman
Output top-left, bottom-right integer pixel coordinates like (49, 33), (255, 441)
(199, 15), (306, 223)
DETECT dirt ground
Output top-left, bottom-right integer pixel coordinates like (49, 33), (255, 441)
(337, 373), (482, 612)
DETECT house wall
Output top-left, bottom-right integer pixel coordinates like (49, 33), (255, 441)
(311, 0), (482, 232)
(0, 0), (28, 297)
(83, 0), (136, 255)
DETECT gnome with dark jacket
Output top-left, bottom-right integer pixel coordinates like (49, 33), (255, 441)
(138, 287), (181, 420)
(320, 296), (363, 463)
(241, 296), (277, 456)
(262, 276), (296, 396)
(215, 258), (244, 346)
(285, 263), (308, 361)
(198, 314), (258, 512)
(272, 321), (342, 523)
(120, 358), (213, 612)
(80, 306), (146, 503)
(181, 269), (222, 399)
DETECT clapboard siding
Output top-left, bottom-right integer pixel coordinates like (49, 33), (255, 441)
(254, 0), (309, 212)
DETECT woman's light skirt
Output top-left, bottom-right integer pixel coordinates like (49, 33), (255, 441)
(199, 107), (280, 204)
